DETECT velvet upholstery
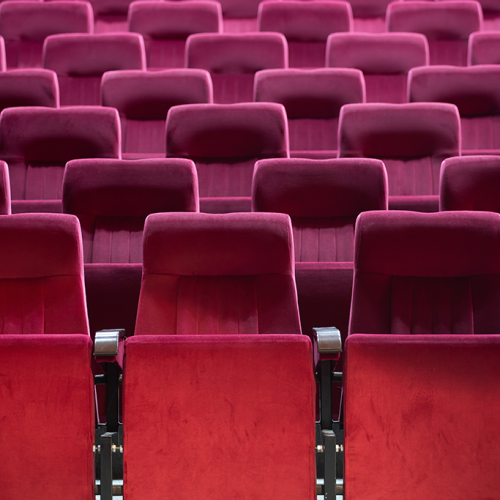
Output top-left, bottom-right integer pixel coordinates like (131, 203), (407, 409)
(0, 106), (120, 212)
(0, 36), (6, 72)
(468, 31), (500, 65)
(387, 1), (483, 66)
(0, 1), (93, 68)
(409, 65), (500, 154)
(43, 33), (146, 106)
(0, 159), (10, 214)
(88, 0), (135, 32)
(349, 210), (500, 335)
(257, 1), (352, 68)
(128, 1), (222, 69)
(327, 33), (428, 103)
(0, 334), (94, 500)
(186, 33), (287, 104)
(345, 334), (500, 499)
(123, 335), (315, 500)
(166, 102), (288, 212)
(338, 103), (461, 211)
(102, 69), (212, 157)
(254, 69), (365, 157)
(135, 212), (301, 336)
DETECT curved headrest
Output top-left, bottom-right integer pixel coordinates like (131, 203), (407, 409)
(143, 212), (294, 276)
(0, 213), (84, 279)
(387, 1), (483, 41)
(102, 69), (212, 120)
(129, 1), (222, 39)
(327, 33), (429, 74)
(63, 158), (199, 216)
(186, 33), (287, 74)
(338, 103), (460, 159)
(355, 210), (500, 277)
(440, 155), (500, 211)
(254, 68), (364, 119)
(258, 1), (352, 42)
(166, 103), (288, 159)
(43, 33), (145, 76)
(0, 1), (93, 41)
(0, 106), (121, 161)
(468, 31), (500, 65)
(252, 158), (388, 217)
(409, 65), (500, 116)
(0, 160), (10, 215)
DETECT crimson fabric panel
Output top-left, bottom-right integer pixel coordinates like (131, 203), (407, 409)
(258, 1), (352, 68)
(0, 159), (10, 214)
(101, 69), (213, 158)
(43, 33), (146, 106)
(186, 33), (287, 104)
(0, 1), (93, 68)
(327, 32), (429, 103)
(349, 210), (500, 335)
(344, 334), (500, 499)
(254, 68), (365, 157)
(468, 31), (500, 65)
(128, 1), (221, 69)
(338, 102), (461, 212)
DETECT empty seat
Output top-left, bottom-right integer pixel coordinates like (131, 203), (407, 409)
(128, 1), (222, 69)
(254, 68), (365, 158)
(216, 0), (262, 32)
(166, 102), (288, 213)
(258, 1), (352, 68)
(186, 32), (287, 104)
(338, 102), (461, 212)
(348, 0), (393, 32)
(88, 0), (137, 33)
(0, 1), (93, 68)
(327, 32), (429, 103)
(43, 33), (146, 106)
(387, 1), (483, 66)
(468, 31), (500, 65)
(0, 106), (120, 213)
(409, 65), (500, 155)
(101, 69), (213, 158)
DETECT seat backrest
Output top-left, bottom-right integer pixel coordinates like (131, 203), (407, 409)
(0, 35), (6, 72)
(349, 210), (500, 334)
(348, 0), (393, 17)
(252, 157), (388, 262)
(135, 212), (301, 335)
(0, 159), (9, 214)
(63, 158), (199, 263)
(254, 68), (364, 153)
(468, 31), (500, 65)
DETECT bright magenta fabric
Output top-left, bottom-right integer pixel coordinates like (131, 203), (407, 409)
(468, 31), (500, 65)
(0, 160), (10, 214)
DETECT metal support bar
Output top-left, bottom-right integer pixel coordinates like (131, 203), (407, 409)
(106, 363), (119, 433)
(100, 432), (116, 500)
(320, 360), (333, 430)
(323, 430), (336, 500)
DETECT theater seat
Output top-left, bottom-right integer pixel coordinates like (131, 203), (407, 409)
(0, 160), (9, 214)
(468, 30), (500, 65)
(89, 0), (137, 33)
(348, 0), (393, 32)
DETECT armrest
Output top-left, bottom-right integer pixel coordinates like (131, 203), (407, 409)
(312, 326), (342, 363)
(94, 329), (126, 369)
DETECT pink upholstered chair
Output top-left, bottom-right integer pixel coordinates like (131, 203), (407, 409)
(102, 69), (212, 159)
(216, 0), (262, 32)
(409, 65), (500, 155)
(348, 0), (393, 32)
(338, 102), (461, 212)
(387, 0), (483, 66)
(43, 33), (146, 106)
(440, 0), (500, 30)
(128, 1), (222, 69)
(468, 31), (500, 65)
(258, 1), (352, 68)
(88, 0), (138, 33)
(254, 68), (365, 158)
(186, 32), (287, 104)
(327, 32), (429, 103)
(166, 102), (289, 213)
(0, 159), (10, 214)
(0, 1), (93, 68)
(0, 106), (120, 213)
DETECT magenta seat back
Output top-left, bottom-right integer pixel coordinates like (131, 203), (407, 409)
(468, 31), (500, 65)
(128, 1), (222, 69)
(327, 32), (428, 103)
(0, 160), (10, 214)
(0, 36), (6, 71)
(258, 1), (352, 68)
(350, 210), (500, 335)
(387, 1), (483, 66)
(63, 158), (199, 263)
(349, 0), (393, 17)
(0, 1), (93, 68)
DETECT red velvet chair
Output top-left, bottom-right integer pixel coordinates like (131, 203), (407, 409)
(409, 65), (500, 155)
(0, 106), (121, 213)
(43, 33), (146, 106)
(186, 32), (287, 104)
(258, 1), (352, 68)
(101, 69), (213, 159)
(166, 102), (289, 213)
(348, 0), (393, 32)
(0, 213), (94, 500)
(327, 32), (429, 103)
(216, 0), (262, 32)
(468, 31), (500, 65)
(254, 68), (365, 158)
(338, 102), (461, 212)
(0, 1), (93, 68)
(128, 1), (222, 69)
(387, 0), (483, 66)
(88, 0), (137, 33)
(439, 0), (500, 29)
